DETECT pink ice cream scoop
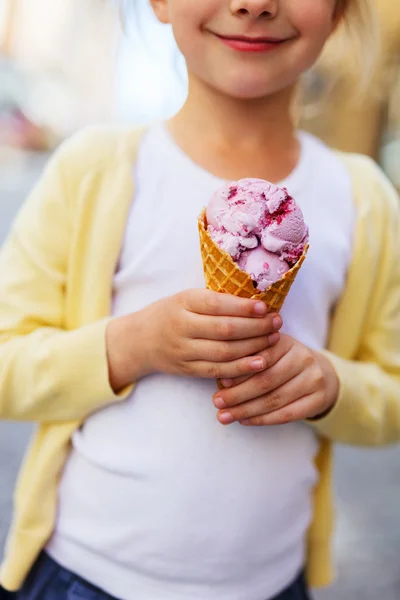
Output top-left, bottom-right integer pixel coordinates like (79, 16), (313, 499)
(206, 178), (308, 290)
(261, 201), (309, 264)
(238, 246), (290, 291)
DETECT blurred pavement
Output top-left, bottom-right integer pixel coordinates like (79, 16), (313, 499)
(0, 149), (400, 598)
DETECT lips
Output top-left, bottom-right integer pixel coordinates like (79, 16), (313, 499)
(216, 34), (287, 53)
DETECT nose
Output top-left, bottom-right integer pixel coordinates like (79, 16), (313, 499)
(230, 0), (278, 19)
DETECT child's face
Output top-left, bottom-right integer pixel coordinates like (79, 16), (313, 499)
(150, 0), (339, 99)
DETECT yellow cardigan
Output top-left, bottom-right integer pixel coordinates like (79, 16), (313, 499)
(1, 127), (400, 592)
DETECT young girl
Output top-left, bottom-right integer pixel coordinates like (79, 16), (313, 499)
(1, 1), (400, 599)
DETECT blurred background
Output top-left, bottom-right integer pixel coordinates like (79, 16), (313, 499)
(0, 1), (400, 598)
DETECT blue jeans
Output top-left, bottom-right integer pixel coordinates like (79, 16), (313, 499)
(1, 552), (312, 600)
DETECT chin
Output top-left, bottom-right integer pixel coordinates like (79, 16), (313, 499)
(208, 61), (297, 100)
(214, 75), (289, 101)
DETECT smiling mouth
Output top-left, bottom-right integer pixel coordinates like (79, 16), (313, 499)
(215, 34), (289, 53)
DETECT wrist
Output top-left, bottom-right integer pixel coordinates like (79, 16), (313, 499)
(313, 351), (340, 419)
(106, 311), (152, 393)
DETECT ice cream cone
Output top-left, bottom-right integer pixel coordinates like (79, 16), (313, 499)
(198, 208), (308, 311)
(198, 208), (308, 390)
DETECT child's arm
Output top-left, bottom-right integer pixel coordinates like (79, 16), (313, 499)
(309, 165), (400, 446)
(0, 143), (124, 423)
(0, 136), (282, 423)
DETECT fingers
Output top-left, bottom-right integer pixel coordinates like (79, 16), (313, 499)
(189, 335), (280, 363)
(219, 374), (250, 389)
(218, 336), (286, 389)
(188, 312), (282, 341)
(188, 354), (270, 380)
(215, 336), (292, 401)
(239, 393), (322, 427)
(216, 369), (315, 424)
(182, 289), (271, 318)
(216, 344), (301, 407)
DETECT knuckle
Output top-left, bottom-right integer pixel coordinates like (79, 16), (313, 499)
(175, 290), (188, 308)
(279, 407), (295, 424)
(180, 361), (191, 376)
(216, 320), (234, 339)
(209, 362), (222, 379)
(303, 354), (315, 369)
(234, 298), (248, 316)
(215, 342), (234, 362)
(233, 404), (249, 422)
(265, 391), (281, 412)
(258, 369), (272, 390)
(175, 340), (188, 362)
(239, 298), (250, 314)
(313, 368), (325, 390)
(205, 292), (220, 314)
(180, 288), (202, 312)
(170, 313), (184, 335)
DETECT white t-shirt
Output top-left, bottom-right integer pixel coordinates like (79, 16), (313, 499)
(47, 124), (355, 600)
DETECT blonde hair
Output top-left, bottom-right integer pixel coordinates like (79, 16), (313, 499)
(318, 0), (379, 89)
(298, 0), (380, 121)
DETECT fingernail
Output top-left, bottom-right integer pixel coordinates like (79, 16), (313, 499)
(221, 379), (233, 388)
(214, 396), (226, 409)
(219, 412), (234, 425)
(251, 358), (265, 370)
(254, 302), (267, 315)
(240, 419), (250, 426)
(273, 316), (282, 330)
(268, 332), (280, 345)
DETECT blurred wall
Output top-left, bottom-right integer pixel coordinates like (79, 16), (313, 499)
(299, 0), (400, 188)
(0, 0), (10, 50)
(114, 1), (187, 125)
(3, 0), (119, 135)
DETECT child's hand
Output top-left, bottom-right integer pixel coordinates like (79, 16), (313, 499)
(212, 334), (339, 426)
(106, 289), (282, 391)
(144, 289), (282, 378)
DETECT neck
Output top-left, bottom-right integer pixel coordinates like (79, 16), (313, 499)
(168, 74), (299, 181)
(175, 73), (296, 146)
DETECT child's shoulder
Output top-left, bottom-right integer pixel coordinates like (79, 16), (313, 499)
(334, 149), (399, 216)
(53, 124), (146, 177)
(301, 131), (383, 181)
(302, 131), (399, 215)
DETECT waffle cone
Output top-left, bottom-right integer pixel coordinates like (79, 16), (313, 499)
(198, 209), (308, 390)
(198, 208), (308, 312)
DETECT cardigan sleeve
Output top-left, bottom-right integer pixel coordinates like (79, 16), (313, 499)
(0, 136), (127, 422)
(311, 160), (400, 446)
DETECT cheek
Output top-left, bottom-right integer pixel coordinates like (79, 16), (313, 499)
(167, 0), (224, 66)
(290, 4), (335, 69)
(167, 1), (207, 64)
(167, 0), (216, 36)
(294, 1), (336, 42)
